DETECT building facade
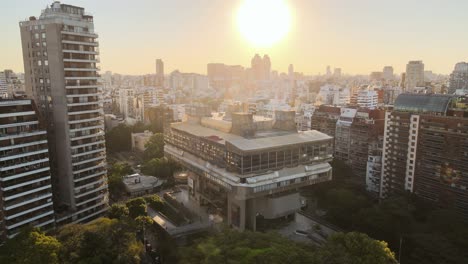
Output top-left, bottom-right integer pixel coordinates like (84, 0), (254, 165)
(380, 94), (468, 218)
(165, 105), (333, 230)
(405, 61), (425, 91)
(19, 2), (108, 224)
(0, 99), (55, 239)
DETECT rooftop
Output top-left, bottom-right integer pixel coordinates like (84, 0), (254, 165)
(394, 93), (454, 114)
(171, 121), (332, 152)
(123, 173), (163, 193)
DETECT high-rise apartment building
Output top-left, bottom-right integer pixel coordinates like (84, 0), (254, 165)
(405, 61), (424, 91)
(19, 2), (108, 224)
(0, 99), (55, 239)
(380, 94), (468, 217)
(156, 59), (164, 86)
(448, 62), (468, 94)
(383, 66), (394, 81)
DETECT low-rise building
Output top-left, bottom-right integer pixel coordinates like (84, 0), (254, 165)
(165, 105), (333, 231)
(131, 130), (153, 152)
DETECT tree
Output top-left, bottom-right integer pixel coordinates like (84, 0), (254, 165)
(145, 195), (165, 211)
(108, 203), (130, 219)
(0, 227), (61, 264)
(314, 232), (397, 264)
(179, 229), (317, 264)
(105, 124), (132, 153)
(57, 218), (144, 264)
(108, 162), (133, 200)
(141, 157), (180, 179)
(126, 197), (147, 219)
(143, 133), (165, 161)
(324, 188), (371, 229)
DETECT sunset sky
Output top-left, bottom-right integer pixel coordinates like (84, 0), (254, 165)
(1, 0), (468, 75)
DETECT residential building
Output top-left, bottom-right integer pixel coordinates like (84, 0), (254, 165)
(380, 94), (468, 218)
(310, 105), (341, 140)
(19, 2), (108, 224)
(131, 130), (153, 152)
(383, 66), (394, 81)
(349, 109), (385, 182)
(0, 99), (55, 240)
(334, 108), (357, 162)
(156, 59), (164, 86)
(405, 61), (424, 91)
(165, 105), (333, 230)
(448, 62), (468, 94)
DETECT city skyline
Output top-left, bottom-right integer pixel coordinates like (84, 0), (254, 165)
(1, 0), (468, 75)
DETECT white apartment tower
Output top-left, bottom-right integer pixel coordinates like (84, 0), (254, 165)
(405, 61), (424, 91)
(19, 2), (108, 224)
(0, 99), (55, 240)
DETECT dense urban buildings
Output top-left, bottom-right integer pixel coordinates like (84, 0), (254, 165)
(380, 93), (468, 217)
(0, 99), (55, 240)
(165, 104), (333, 230)
(19, 2), (108, 224)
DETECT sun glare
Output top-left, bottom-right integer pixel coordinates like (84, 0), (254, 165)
(237, 0), (291, 47)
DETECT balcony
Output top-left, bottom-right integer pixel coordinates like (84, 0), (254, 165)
(72, 147), (106, 158)
(70, 132), (105, 142)
(62, 40), (99, 46)
(72, 162), (106, 175)
(1, 176), (51, 192)
(74, 170), (106, 183)
(5, 202), (53, 221)
(74, 178), (106, 193)
(68, 116), (103, 124)
(75, 183), (108, 198)
(66, 85), (100, 89)
(0, 130), (46, 141)
(5, 210), (54, 230)
(0, 141), (47, 156)
(68, 109), (102, 116)
(61, 30), (98, 38)
(1, 167), (51, 182)
(0, 120), (39, 129)
(67, 100), (102, 107)
(72, 155), (105, 167)
(0, 111), (35, 119)
(63, 49), (99, 55)
(4, 193), (52, 211)
(0, 158), (49, 172)
(0, 149), (48, 162)
(64, 67), (100, 72)
(3, 184), (52, 201)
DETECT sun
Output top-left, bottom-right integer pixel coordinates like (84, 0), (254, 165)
(237, 0), (291, 47)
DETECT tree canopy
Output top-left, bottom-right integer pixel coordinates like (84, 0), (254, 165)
(314, 232), (397, 264)
(56, 218), (144, 264)
(105, 124), (132, 153)
(0, 227), (61, 264)
(143, 133), (165, 161)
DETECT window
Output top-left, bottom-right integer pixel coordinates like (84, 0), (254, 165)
(36, 51), (41, 56)
(40, 25), (45, 30)
(41, 33), (46, 39)
(44, 60), (48, 66)
(34, 25), (38, 30)
(43, 51), (47, 56)
(39, 78), (44, 84)
(35, 42), (40, 47)
(34, 33), (39, 39)
(37, 60), (42, 66)
(42, 42), (47, 47)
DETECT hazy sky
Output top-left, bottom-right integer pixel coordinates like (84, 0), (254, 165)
(1, 0), (468, 75)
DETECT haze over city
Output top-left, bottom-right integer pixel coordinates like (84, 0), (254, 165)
(2, 0), (468, 75)
(1, 1), (468, 263)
